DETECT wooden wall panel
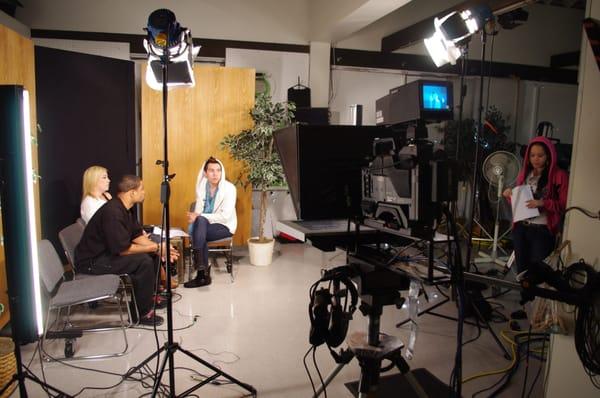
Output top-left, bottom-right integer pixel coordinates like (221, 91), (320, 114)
(142, 65), (255, 245)
(0, 24), (38, 329)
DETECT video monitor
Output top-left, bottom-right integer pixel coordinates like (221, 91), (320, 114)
(422, 83), (450, 111)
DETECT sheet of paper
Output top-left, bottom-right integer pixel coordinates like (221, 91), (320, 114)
(511, 185), (540, 223)
(152, 226), (189, 238)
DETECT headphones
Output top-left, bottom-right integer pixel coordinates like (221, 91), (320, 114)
(308, 266), (359, 348)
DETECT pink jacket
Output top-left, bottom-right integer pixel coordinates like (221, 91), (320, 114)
(514, 136), (569, 236)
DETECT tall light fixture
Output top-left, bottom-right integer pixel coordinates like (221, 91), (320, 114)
(1, 85), (69, 397)
(128, 10), (256, 397)
(423, 5), (494, 398)
(0, 86), (43, 343)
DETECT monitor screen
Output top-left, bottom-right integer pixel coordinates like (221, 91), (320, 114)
(422, 84), (450, 111)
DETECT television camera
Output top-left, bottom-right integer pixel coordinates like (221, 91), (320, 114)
(361, 136), (458, 240)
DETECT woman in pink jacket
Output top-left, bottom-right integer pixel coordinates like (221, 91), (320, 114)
(502, 136), (569, 278)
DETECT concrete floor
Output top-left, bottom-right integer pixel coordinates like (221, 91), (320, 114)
(17, 242), (547, 397)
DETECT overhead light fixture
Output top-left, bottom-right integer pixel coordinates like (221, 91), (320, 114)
(143, 9), (201, 90)
(424, 4), (493, 67)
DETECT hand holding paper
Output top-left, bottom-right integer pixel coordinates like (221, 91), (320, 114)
(511, 185), (540, 223)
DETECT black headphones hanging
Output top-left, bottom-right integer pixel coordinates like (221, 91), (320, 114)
(308, 266), (359, 348)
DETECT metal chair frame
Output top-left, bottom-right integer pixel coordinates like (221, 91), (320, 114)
(38, 240), (129, 361)
(59, 221), (139, 326)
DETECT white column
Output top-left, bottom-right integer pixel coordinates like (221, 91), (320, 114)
(309, 41), (331, 108)
(545, 0), (600, 397)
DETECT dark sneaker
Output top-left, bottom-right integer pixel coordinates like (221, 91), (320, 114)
(183, 276), (211, 288)
(139, 311), (164, 326)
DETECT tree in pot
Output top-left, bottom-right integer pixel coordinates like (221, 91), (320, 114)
(221, 92), (295, 265)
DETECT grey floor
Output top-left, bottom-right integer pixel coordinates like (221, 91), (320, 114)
(17, 243), (546, 397)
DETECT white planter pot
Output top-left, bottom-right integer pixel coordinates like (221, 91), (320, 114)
(248, 237), (275, 266)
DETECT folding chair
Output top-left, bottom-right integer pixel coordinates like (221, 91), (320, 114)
(38, 240), (129, 361)
(59, 222), (139, 325)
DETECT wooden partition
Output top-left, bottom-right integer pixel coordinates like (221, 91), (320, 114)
(141, 65), (255, 245)
(0, 24), (38, 329)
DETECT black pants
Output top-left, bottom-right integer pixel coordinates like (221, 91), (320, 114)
(78, 253), (158, 315)
(512, 222), (555, 274)
(191, 216), (232, 268)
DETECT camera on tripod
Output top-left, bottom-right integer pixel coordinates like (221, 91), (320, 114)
(361, 134), (458, 240)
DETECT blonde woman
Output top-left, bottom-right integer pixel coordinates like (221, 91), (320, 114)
(80, 166), (112, 224)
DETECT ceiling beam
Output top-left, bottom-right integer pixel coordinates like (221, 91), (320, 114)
(550, 51), (580, 68)
(381, 0), (532, 52)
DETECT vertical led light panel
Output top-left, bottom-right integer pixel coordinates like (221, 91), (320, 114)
(0, 85), (44, 344)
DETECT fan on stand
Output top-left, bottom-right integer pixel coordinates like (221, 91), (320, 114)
(475, 151), (520, 266)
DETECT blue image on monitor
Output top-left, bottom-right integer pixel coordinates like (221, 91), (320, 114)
(422, 84), (449, 110)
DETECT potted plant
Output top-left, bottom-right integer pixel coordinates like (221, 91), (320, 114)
(221, 92), (295, 265)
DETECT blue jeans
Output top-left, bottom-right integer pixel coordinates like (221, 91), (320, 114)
(190, 216), (232, 268)
(512, 222), (555, 274)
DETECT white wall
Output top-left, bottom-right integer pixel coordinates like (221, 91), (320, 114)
(545, 1), (600, 397)
(17, 0), (310, 44)
(516, 81), (578, 145)
(225, 48), (309, 104)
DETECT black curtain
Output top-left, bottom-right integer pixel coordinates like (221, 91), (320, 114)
(35, 46), (136, 260)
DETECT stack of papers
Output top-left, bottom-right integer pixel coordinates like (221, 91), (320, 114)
(152, 226), (189, 238)
(511, 185), (540, 223)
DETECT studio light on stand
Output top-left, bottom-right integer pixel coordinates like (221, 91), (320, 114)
(127, 9), (256, 397)
(424, 4), (494, 397)
(0, 85), (70, 397)
(143, 9), (200, 91)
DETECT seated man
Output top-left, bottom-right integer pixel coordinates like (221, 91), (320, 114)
(184, 157), (237, 288)
(75, 175), (178, 326)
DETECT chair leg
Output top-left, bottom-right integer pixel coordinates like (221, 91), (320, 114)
(227, 250), (234, 282)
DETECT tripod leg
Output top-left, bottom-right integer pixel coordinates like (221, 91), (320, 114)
(358, 358), (381, 397)
(313, 363), (346, 398)
(471, 303), (511, 360)
(151, 348), (171, 396)
(178, 345), (257, 397)
(123, 344), (166, 380)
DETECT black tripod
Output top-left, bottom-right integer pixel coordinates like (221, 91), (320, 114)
(0, 330), (72, 398)
(125, 29), (256, 397)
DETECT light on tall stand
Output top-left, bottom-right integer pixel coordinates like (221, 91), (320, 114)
(424, 5), (494, 397)
(128, 9), (256, 397)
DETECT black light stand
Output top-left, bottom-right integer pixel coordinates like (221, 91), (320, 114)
(125, 18), (256, 397)
(464, 30), (488, 272)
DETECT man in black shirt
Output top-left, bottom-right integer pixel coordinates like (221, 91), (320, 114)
(75, 175), (178, 326)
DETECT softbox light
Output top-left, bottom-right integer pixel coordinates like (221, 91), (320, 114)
(0, 85), (44, 344)
(143, 9), (201, 90)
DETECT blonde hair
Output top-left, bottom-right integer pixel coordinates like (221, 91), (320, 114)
(82, 166), (108, 200)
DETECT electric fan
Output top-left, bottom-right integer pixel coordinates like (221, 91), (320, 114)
(475, 150), (520, 266)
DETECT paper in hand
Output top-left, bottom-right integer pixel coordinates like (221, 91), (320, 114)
(152, 226), (189, 238)
(511, 185), (540, 223)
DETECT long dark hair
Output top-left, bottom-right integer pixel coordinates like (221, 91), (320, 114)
(529, 142), (550, 198)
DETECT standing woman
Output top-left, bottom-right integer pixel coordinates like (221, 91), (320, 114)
(80, 165), (112, 224)
(502, 136), (569, 279)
